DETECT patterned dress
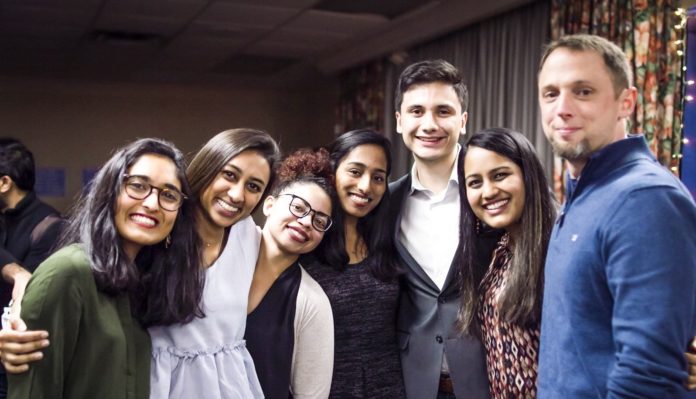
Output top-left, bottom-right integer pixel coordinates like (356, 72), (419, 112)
(478, 234), (540, 399)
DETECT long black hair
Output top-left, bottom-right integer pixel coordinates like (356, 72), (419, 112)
(457, 128), (557, 333)
(314, 129), (401, 281)
(59, 138), (204, 327)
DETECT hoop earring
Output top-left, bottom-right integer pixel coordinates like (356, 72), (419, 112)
(165, 235), (172, 249)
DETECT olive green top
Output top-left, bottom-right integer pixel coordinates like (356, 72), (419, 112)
(8, 244), (151, 399)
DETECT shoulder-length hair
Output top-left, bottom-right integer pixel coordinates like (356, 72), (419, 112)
(314, 129), (401, 281)
(187, 128), (280, 214)
(59, 138), (204, 327)
(458, 128), (557, 332)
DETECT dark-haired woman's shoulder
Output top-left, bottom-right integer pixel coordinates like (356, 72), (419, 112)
(301, 254), (340, 286)
(12, 243), (152, 399)
(25, 244), (93, 293)
(19, 244), (96, 329)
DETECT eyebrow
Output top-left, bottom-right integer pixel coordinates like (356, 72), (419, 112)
(464, 166), (512, 180)
(225, 162), (268, 187)
(345, 161), (387, 174)
(541, 79), (595, 90)
(222, 163), (241, 173)
(130, 174), (181, 191)
(406, 103), (456, 109)
(249, 177), (267, 187)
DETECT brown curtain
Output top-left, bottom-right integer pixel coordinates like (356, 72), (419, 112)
(335, 60), (386, 135)
(551, 0), (684, 199)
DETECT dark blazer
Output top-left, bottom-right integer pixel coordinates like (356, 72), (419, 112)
(389, 173), (500, 399)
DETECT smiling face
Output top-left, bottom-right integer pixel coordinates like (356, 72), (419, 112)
(464, 146), (525, 232)
(335, 144), (388, 220)
(198, 149), (271, 229)
(538, 48), (636, 174)
(114, 154), (181, 260)
(262, 182), (331, 257)
(395, 81), (467, 169)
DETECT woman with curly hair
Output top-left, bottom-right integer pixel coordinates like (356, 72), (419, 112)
(245, 147), (335, 399)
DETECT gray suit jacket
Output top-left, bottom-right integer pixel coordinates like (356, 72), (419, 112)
(389, 173), (500, 399)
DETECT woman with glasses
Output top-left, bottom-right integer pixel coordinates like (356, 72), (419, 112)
(245, 147), (335, 399)
(2, 129), (279, 399)
(7, 138), (203, 398)
(302, 129), (405, 397)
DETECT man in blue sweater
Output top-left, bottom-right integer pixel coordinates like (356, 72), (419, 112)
(536, 34), (696, 398)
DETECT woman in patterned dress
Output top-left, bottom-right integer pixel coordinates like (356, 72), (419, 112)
(457, 127), (557, 398)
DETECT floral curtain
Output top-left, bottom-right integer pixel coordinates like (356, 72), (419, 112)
(335, 60), (387, 136)
(551, 0), (684, 199)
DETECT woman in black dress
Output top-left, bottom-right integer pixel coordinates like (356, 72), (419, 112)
(304, 129), (405, 398)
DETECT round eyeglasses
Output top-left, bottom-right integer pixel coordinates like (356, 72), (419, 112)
(279, 193), (332, 232)
(123, 174), (186, 212)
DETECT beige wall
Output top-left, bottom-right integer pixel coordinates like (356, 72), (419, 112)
(0, 76), (338, 212)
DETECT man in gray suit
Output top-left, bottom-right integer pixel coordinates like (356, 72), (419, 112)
(389, 60), (500, 398)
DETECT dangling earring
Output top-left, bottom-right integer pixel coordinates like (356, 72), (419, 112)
(165, 235), (172, 249)
(475, 219), (481, 235)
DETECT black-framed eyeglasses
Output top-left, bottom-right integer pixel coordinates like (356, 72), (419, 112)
(123, 174), (187, 212)
(278, 193), (332, 232)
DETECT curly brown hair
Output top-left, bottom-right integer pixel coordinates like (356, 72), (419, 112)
(271, 147), (334, 197)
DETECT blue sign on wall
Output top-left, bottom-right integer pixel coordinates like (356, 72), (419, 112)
(35, 167), (65, 197)
(81, 168), (99, 189)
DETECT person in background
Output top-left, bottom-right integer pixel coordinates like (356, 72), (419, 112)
(458, 127), (556, 398)
(304, 129), (405, 397)
(245, 147), (334, 399)
(536, 33), (696, 398)
(8, 138), (204, 398)
(0, 138), (63, 398)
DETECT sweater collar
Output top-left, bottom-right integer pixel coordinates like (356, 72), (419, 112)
(565, 135), (654, 198)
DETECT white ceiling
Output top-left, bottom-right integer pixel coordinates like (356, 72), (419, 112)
(0, 0), (535, 88)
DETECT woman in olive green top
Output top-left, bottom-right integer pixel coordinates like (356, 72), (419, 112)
(8, 138), (204, 399)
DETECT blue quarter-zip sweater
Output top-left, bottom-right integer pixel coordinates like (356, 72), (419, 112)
(537, 135), (696, 398)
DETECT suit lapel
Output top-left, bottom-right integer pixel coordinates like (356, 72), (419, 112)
(390, 175), (441, 292)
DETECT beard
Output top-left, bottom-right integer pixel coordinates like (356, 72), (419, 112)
(548, 136), (593, 163)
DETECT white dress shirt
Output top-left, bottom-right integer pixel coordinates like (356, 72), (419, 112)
(398, 151), (461, 291)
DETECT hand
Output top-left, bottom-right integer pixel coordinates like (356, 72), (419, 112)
(0, 319), (49, 374)
(685, 337), (696, 390)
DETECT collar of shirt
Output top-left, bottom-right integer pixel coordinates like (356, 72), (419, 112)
(408, 144), (461, 202)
